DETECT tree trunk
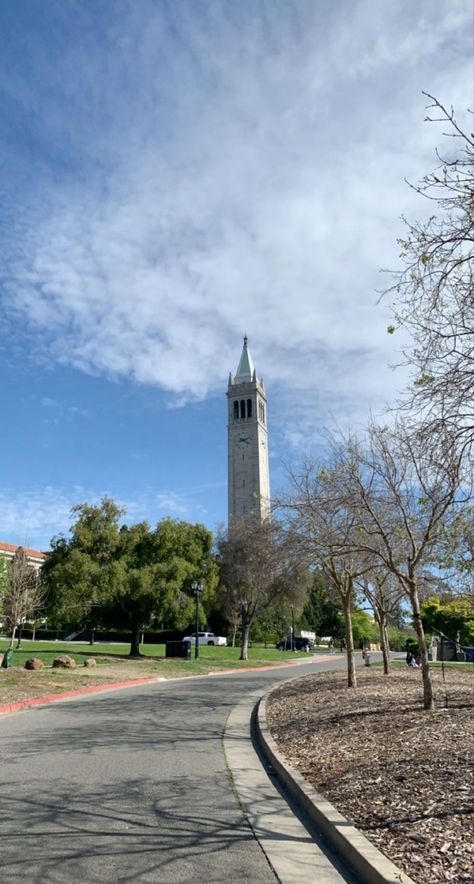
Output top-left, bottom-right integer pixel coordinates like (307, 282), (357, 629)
(240, 621), (251, 661)
(129, 626), (142, 658)
(342, 599), (357, 688)
(231, 625), (237, 648)
(410, 582), (434, 711)
(382, 620), (391, 674)
(375, 610), (390, 674)
(9, 625), (17, 650)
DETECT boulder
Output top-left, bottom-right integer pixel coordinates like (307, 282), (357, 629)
(84, 657), (97, 668)
(52, 654), (76, 669)
(25, 658), (45, 671)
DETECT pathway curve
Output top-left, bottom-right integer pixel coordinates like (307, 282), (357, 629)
(0, 656), (346, 883)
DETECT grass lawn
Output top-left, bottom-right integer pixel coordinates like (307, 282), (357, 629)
(0, 638), (316, 706)
(0, 638), (313, 667)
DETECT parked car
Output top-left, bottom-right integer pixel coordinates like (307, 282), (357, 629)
(276, 636), (315, 652)
(182, 631), (227, 647)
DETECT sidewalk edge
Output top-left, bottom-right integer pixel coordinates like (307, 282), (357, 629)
(256, 692), (415, 884)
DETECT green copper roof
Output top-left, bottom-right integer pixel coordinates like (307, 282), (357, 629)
(234, 336), (255, 382)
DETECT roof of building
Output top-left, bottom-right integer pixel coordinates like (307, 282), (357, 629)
(234, 335), (255, 382)
(0, 541), (48, 560)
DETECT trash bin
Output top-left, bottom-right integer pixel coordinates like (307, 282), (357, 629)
(165, 641), (191, 659)
(1, 648), (14, 669)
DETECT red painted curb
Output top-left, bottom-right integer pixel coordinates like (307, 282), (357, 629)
(0, 676), (164, 716)
(0, 655), (341, 716)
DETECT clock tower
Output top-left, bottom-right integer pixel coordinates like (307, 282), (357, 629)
(227, 337), (271, 523)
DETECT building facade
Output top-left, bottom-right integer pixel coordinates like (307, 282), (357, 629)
(0, 542), (48, 574)
(227, 337), (271, 523)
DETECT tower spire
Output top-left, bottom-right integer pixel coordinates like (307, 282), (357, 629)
(234, 335), (254, 383)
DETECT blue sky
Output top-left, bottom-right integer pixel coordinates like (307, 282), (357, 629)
(0, 0), (472, 549)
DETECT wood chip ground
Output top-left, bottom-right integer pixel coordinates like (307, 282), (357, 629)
(266, 668), (474, 884)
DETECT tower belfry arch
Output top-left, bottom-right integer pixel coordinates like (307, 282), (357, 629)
(227, 337), (271, 523)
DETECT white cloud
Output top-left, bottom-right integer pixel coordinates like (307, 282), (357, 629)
(3, 0), (472, 433)
(0, 483), (216, 550)
(155, 492), (191, 518)
(0, 487), (91, 549)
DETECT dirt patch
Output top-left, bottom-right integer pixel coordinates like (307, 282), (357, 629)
(266, 667), (474, 884)
(0, 659), (163, 706)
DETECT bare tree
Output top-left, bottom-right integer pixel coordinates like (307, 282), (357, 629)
(355, 570), (405, 674)
(340, 421), (465, 710)
(214, 584), (242, 647)
(382, 94), (474, 458)
(217, 517), (306, 660)
(3, 548), (45, 649)
(279, 457), (373, 688)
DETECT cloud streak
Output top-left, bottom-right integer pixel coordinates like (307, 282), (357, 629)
(2, 0), (472, 430)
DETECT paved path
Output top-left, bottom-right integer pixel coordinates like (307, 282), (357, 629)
(0, 657), (348, 883)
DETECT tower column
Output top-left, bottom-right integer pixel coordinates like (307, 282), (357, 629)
(227, 337), (271, 523)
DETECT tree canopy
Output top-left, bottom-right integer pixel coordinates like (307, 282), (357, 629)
(43, 497), (218, 655)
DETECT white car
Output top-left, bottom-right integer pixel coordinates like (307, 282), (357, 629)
(182, 631), (227, 647)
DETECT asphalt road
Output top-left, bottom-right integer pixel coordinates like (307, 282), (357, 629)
(0, 655), (348, 883)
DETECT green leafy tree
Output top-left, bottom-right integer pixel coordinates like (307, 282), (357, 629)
(43, 497), (124, 632)
(43, 499), (218, 656)
(107, 518), (218, 655)
(300, 571), (344, 639)
(421, 595), (474, 645)
(350, 608), (378, 646)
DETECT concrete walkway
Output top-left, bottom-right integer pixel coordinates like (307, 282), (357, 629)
(224, 687), (355, 883)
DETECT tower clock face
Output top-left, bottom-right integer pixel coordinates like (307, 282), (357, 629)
(237, 436), (250, 446)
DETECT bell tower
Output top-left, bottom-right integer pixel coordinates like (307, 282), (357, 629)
(227, 337), (271, 523)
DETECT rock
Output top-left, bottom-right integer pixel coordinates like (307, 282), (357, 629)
(25, 658), (45, 670)
(84, 658), (97, 667)
(52, 654), (76, 669)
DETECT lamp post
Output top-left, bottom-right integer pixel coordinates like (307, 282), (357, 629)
(289, 604), (295, 652)
(192, 581), (202, 660)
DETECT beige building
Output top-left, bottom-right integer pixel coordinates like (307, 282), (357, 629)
(227, 337), (271, 522)
(0, 541), (48, 574)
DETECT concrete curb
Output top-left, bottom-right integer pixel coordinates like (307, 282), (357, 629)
(256, 691), (415, 884)
(0, 676), (165, 715)
(211, 653), (339, 676)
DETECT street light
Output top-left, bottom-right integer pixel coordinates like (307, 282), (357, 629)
(192, 581), (202, 659)
(289, 604), (295, 652)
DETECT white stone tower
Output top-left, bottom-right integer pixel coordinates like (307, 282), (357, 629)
(227, 337), (271, 523)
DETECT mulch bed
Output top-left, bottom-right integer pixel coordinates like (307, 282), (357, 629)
(266, 667), (473, 883)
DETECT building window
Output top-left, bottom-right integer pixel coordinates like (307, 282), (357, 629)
(234, 401), (239, 420)
(247, 399), (252, 418)
(243, 479), (245, 487)
(258, 401), (265, 424)
(240, 399), (246, 419)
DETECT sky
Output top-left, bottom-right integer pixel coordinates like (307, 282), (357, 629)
(0, 0), (472, 550)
